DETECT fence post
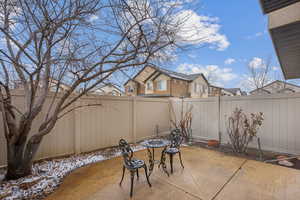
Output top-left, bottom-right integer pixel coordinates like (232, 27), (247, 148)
(217, 96), (222, 143)
(74, 101), (81, 154)
(132, 97), (137, 143)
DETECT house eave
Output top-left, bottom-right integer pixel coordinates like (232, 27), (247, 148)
(260, 0), (300, 14)
(270, 21), (300, 79)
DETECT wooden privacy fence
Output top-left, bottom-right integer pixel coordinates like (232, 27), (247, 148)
(172, 93), (300, 155)
(1, 93), (300, 166)
(0, 95), (171, 167)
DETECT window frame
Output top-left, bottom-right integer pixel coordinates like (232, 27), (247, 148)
(146, 81), (153, 91)
(157, 80), (167, 91)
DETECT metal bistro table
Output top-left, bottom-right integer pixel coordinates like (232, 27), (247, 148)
(140, 138), (171, 176)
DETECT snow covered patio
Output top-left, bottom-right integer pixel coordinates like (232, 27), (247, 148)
(46, 146), (300, 200)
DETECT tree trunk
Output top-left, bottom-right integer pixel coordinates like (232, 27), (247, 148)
(5, 143), (31, 180)
(5, 136), (42, 180)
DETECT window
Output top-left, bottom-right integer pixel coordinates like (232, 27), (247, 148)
(204, 85), (208, 93)
(157, 80), (167, 91)
(127, 86), (134, 93)
(194, 83), (198, 93)
(146, 82), (153, 90)
(201, 85), (205, 93)
(194, 83), (204, 93)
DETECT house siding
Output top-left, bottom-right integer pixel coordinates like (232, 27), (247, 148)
(189, 76), (209, 98)
(170, 79), (189, 97)
(124, 80), (138, 96)
(153, 74), (171, 95)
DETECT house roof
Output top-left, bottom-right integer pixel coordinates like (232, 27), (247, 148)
(259, 1), (300, 79)
(249, 80), (300, 94)
(270, 21), (300, 79)
(252, 88), (271, 94)
(96, 83), (124, 93)
(259, 0), (300, 14)
(124, 64), (207, 86)
(222, 88), (241, 95)
(278, 87), (295, 93)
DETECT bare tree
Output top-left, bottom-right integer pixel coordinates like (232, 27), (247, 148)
(0, 0), (194, 180)
(247, 57), (272, 90)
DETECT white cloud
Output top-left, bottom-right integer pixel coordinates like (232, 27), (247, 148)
(174, 10), (230, 51)
(224, 58), (235, 65)
(245, 30), (267, 40)
(88, 14), (99, 22)
(187, 53), (197, 59)
(272, 66), (279, 71)
(248, 57), (266, 69)
(177, 63), (237, 87)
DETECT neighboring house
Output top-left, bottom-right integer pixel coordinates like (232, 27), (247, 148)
(259, 0), (300, 79)
(13, 78), (71, 92)
(124, 65), (241, 98)
(250, 80), (300, 95)
(221, 88), (244, 96)
(92, 84), (123, 96)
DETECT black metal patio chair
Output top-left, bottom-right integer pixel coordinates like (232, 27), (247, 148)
(163, 129), (184, 174)
(119, 139), (151, 197)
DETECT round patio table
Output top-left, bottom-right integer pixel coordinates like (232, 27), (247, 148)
(140, 138), (171, 176)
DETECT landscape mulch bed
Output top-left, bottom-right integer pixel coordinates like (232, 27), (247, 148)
(190, 140), (300, 170)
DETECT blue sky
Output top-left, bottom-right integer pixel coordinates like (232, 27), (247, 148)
(165, 0), (282, 89)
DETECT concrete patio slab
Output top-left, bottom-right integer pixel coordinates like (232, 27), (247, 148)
(46, 146), (300, 200)
(153, 146), (246, 200)
(214, 159), (300, 200)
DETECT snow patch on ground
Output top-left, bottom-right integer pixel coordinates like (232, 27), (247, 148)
(0, 144), (145, 200)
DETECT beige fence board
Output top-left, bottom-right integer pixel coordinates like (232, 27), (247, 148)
(135, 99), (170, 140)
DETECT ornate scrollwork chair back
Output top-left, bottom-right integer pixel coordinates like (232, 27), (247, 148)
(119, 139), (133, 167)
(118, 139), (151, 197)
(163, 129), (184, 174)
(169, 129), (183, 149)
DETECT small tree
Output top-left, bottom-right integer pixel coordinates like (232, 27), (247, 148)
(226, 108), (264, 154)
(169, 100), (193, 139)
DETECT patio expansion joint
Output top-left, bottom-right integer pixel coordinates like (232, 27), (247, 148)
(156, 176), (204, 200)
(210, 159), (248, 200)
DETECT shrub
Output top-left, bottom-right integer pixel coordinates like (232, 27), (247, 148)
(226, 108), (264, 153)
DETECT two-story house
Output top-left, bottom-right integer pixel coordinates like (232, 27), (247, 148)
(250, 80), (300, 95)
(124, 65), (240, 98)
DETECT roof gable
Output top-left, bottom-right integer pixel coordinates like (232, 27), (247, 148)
(124, 64), (207, 86)
(250, 80), (300, 93)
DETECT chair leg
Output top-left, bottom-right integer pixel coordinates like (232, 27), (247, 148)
(130, 170), (135, 197)
(179, 151), (184, 168)
(143, 165), (152, 187)
(136, 168), (139, 180)
(119, 166), (125, 186)
(169, 153), (174, 174)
